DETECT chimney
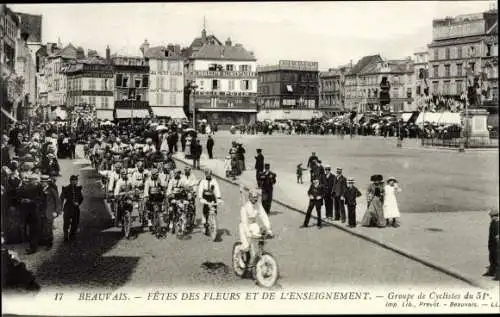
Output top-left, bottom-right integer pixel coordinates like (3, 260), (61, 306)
(202, 29), (207, 43)
(106, 45), (110, 61)
(140, 39), (150, 56)
(225, 37), (232, 46)
(174, 44), (181, 54)
(76, 47), (85, 59)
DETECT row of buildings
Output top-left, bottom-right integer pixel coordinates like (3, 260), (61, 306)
(1, 5), (498, 128)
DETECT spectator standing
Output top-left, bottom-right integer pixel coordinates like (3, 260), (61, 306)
(19, 174), (44, 254)
(60, 175), (83, 242)
(40, 175), (61, 249)
(206, 135), (214, 159)
(322, 164), (335, 220)
(300, 178), (323, 229)
(306, 152), (319, 182)
(333, 167), (347, 222)
(192, 139), (202, 170)
(344, 178), (362, 227)
(483, 209), (499, 280)
(383, 176), (402, 227)
(259, 163), (277, 214)
(254, 149), (264, 187)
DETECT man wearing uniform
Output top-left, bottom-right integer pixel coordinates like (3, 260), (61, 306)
(259, 163), (277, 215)
(301, 177), (324, 229)
(60, 175), (84, 242)
(254, 149), (264, 188)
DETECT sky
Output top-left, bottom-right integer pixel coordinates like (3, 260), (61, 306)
(10, 1), (496, 70)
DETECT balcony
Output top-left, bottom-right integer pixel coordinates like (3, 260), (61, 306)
(114, 100), (149, 109)
(191, 70), (257, 78)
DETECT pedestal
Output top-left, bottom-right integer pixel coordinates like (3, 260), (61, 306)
(462, 108), (490, 143)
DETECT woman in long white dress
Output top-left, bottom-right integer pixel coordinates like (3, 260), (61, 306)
(383, 176), (402, 227)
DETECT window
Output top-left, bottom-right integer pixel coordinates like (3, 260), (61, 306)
(469, 62), (475, 73)
(156, 93), (160, 106)
(135, 79), (141, 88)
(416, 85), (421, 95)
(123, 76), (129, 88)
(228, 80), (235, 91)
(456, 63), (463, 76)
(170, 78), (177, 90)
(170, 93), (176, 106)
(102, 96), (109, 109)
(159, 77), (164, 90)
(226, 64), (234, 71)
(457, 46), (462, 58)
(159, 93), (164, 105)
(445, 47), (450, 59)
(136, 94), (142, 101)
(208, 64), (219, 71)
(239, 65), (249, 72)
(443, 81), (450, 95)
(432, 81), (439, 94)
(212, 79), (219, 90)
(104, 79), (109, 90)
(158, 60), (163, 72)
(486, 44), (492, 57)
(456, 80), (463, 94)
(89, 96), (96, 107)
(241, 80), (251, 90)
(199, 80), (204, 88)
(142, 75), (149, 88)
(444, 65), (450, 77)
(433, 65), (439, 78)
(116, 74), (123, 87)
(434, 48), (439, 60)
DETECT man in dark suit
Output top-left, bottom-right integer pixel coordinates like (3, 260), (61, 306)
(333, 167), (347, 222)
(254, 149), (264, 188)
(483, 209), (499, 280)
(18, 175), (44, 254)
(259, 163), (276, 214)
(322, 164), (335, 220)
(306, 152), (319, 183)
(301, 178), (324, 229)
(60, 175), (83, 242)
(206, 135), (214, 159)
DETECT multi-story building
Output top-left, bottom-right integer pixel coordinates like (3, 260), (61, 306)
(14, 29), (36, 120)
(184, 27), (258, 126)
(63, 48), (114, 121)
(140, 40), (186, 119)
(319, 65), (351, 116)
(428, 9), (498, 109)
(344, 54), (414, 113)
(257, 60), (320, 121)
(111, 54), (150, 120)
(43, 43), (82, 108)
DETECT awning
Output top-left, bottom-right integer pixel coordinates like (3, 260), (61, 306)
(415, 112), (461, 125)
(257, 110), (323, 121)
(115, 109), (150, 119)
(96, 110), (114, 121)
(401, 113), (413, 123)
(151, 107), (186, 119)
(197, 108), (257, 113)
(1, 107), (17, 122)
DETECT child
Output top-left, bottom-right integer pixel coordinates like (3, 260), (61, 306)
(224, 155), (232, 178)
(296, 163), (307, 184)
(344, 177), (362, 228)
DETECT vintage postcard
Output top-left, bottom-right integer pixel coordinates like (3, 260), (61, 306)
(1, 1), (499, 315)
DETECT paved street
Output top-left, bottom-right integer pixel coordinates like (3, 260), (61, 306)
(8, 154), (474, 292)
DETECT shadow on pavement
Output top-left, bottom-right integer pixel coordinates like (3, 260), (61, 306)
(34, 167), (140, 290)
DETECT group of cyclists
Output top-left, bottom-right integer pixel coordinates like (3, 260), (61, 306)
(87, 133), (222, 237)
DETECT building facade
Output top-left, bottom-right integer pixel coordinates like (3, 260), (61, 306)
(111, 54), (150, 120)
(141, 40), (186, 119)
(63, 56), (114, 121)
(257, 60), (320, 121)
(185, 28), (258, 126)
(345, 55), (414, 113)
(319, 65), (350, 116)
(428, 9), (498, 109)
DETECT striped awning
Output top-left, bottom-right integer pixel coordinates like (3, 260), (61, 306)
(115, 109), (150, 119)
(96, 110), (114, 121)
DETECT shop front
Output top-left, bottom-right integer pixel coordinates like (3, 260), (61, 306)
(197, 109), (257, 128)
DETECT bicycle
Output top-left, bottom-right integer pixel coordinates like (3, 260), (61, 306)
(232, 229), (279, 288)
(205, 200), (223, 241)
(115, 189), (145, 239)
(172, 198), (189, 237)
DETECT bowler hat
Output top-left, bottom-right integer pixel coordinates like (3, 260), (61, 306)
(264, 163), (270, 168)
(347, 177), (355, 183)
(489, 209), (499, 217)
(387, 176), (398, 183)
(69, 175), (79, 181)
(370, 174), (383, 182)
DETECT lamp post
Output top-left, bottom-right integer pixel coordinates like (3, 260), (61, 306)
(188, 81), (198, 130)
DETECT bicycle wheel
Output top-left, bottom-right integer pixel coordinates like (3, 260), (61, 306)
(122, 211), (131, 239)
(209, 213), (217, 241)
(253, 252), (279, 288)
(232, 242), (246, 277)
(176, 214), (185, 237)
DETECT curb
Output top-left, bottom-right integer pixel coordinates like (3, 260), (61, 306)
(173, 155), (491, 290)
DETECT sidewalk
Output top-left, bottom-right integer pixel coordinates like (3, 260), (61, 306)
(174, 151), (498, 290)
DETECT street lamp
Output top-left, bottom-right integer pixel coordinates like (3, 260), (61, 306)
(188, 81), (198, 129)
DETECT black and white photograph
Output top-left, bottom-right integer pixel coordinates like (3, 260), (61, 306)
(1, 1), (499, 315)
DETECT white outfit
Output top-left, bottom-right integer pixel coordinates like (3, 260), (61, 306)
(182, 174), (199, 192)
(383, 184), (401, 219)
(239, 201), (271, 251)
(197, 178), (221, 204)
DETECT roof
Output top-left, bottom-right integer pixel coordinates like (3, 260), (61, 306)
(348, 55), (382, 75)
(16, 12), (42, 43)
(191, 43), (256, 61)
(50, 43), (79, 59)
(190, 35), (222, 49)
(360, 59), (413, 75)
(144, 46), (183, 60)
